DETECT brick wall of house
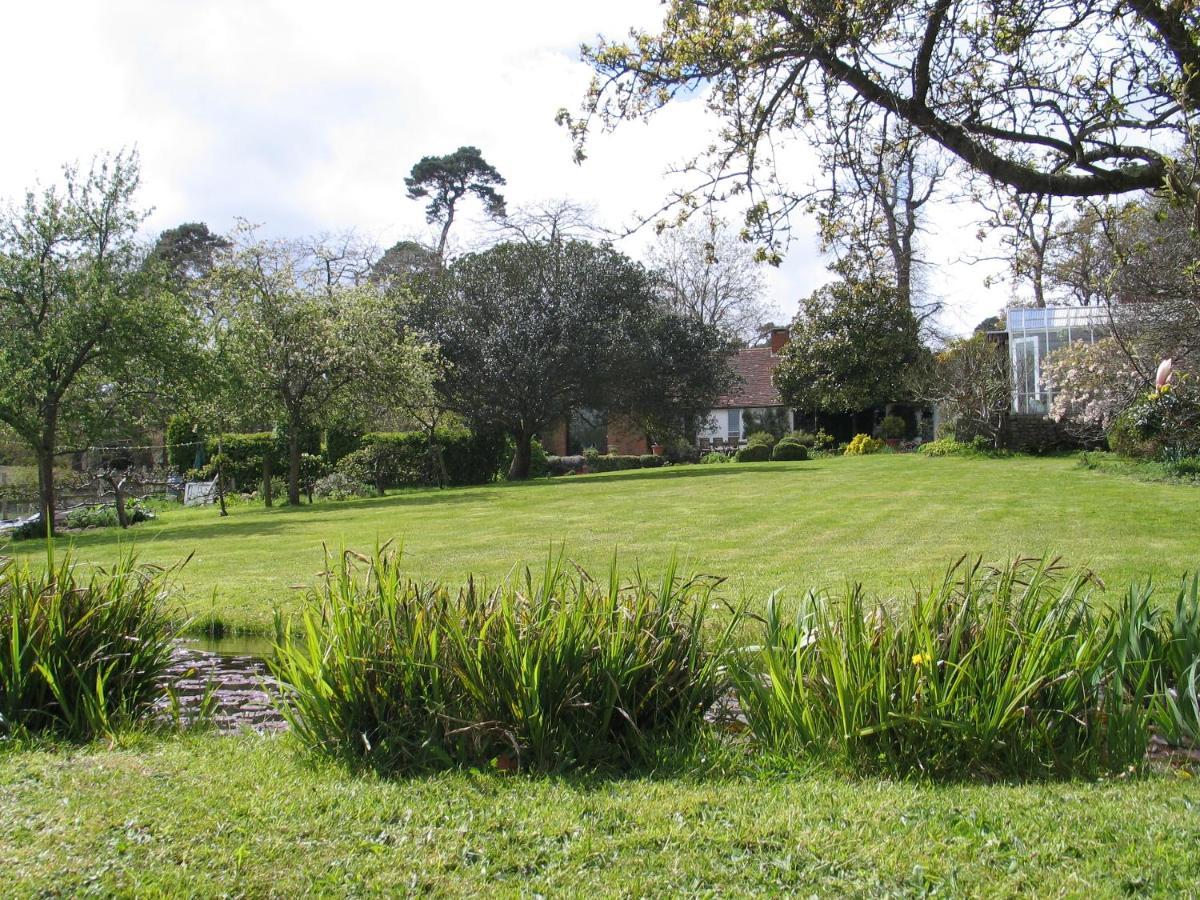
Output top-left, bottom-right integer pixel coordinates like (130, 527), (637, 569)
(540, 421), (568, 456)
(606, 417), (650, 455)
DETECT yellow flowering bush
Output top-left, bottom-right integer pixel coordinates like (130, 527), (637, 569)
(844, 433), (885, 455)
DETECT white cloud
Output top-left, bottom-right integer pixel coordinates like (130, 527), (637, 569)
(0, 0), (1015, 334)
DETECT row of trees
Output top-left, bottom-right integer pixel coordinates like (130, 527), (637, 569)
(0, 149), (745, 530)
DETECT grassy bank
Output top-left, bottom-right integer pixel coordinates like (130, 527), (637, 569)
(1, 733), (1197, 896)
(10, 455), (1200, 632)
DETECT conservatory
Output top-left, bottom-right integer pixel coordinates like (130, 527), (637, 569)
(1005, 306), (1109, 415)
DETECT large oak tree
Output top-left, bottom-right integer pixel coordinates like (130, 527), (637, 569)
(568, 1), (1200, 252)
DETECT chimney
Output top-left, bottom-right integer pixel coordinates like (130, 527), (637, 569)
(768, 327), (790, 354)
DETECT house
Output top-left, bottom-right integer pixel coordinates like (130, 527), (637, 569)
(540, 410), (650, 457)
(543, 327), (796, 457)
(696, 327), (794, 449)
(697, 324), (934, 447)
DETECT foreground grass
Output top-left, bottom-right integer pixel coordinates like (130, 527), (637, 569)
(12, 455), (1200, 631)
(1, 733), (1197, 896)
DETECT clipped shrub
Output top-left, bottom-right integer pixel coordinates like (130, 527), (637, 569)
(347, 428), (507, 490)
(0, 552), (177, 740)
(880, 414), (908, 440)
(639, 454), (666, 468)
(272, 548), (740, 772)
(734, 442), (772, 462)
(732, 559), (1149, 778)
(324, 428), (362, 467)
(203, 433), (280, 491)
(771, 439), (809, 461)
(744, 430), (777, 448)
(545, 455), (587, 476)
(700, 451), (730, 464)
(443, 428), (508, 484)
(312, 472), (373, 501)
(844, 433), (885, 455)
(336, 445), (397, 495)
(917, 437), (971, 457)
(590, 454), (643, 473)
(784, 430), (817, 448)
(917, 437), (1010, 458)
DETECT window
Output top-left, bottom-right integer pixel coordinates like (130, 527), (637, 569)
(1011, 336), (1043, 414)
(726, 408), (741, 443)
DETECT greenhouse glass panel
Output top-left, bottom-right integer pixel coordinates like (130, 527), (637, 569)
(1005, 306), (1109, 414)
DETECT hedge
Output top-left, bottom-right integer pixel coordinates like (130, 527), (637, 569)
(165, 415), (204, 472)
(201, 433), (282, 490)
(589, 454), (644, 473)
(339, 428), (506, 490)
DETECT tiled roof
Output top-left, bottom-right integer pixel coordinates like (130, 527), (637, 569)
(715, 347), (784, 408)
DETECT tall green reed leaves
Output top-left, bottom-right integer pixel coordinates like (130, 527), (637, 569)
(733, 559), (1151, 779)
(0, 551), (177, 740)
(1113, 573), (1200, 746)
(271, 545), (741, 772)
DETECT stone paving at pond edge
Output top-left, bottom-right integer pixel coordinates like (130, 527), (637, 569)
(155, 644), (287, 733)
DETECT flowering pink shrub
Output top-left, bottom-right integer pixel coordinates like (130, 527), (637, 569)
(1042, 338), (1141, 433)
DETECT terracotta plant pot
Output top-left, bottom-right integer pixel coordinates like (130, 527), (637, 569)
(651, 443), (664, 456)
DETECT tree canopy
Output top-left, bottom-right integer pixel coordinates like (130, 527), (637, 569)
(774, 279), (924, 414)
(410, 239), (733, 478)
(0, 152), (200, 531)
(147, 222), (231, 288)
(647, 217), (770, 341)
(405, 146), (507, 259)
(569, 1), (1200, 252)
(206, 229), (429, 504)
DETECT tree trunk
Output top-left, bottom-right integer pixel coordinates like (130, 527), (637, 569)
(215, 440), (228, 518)
(262, 455), (273, 507)
(508, 429), (531, 480)
(103, 474), (130, 528)
(287, 429), (301, 506)
(435, 206), (456, 264)
(35, 445), (56, 538)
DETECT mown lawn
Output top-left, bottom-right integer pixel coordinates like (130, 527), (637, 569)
(1, 734), (1197, 896)
(4, 454), (1200, 896)
(11, 454), (1200, 632)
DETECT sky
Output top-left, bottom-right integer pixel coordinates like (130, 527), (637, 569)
(1, 1), (1013, 336)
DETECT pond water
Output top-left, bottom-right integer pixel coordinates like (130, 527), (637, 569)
(186, 633), (278, 658)
(157, 637), (287, 733)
